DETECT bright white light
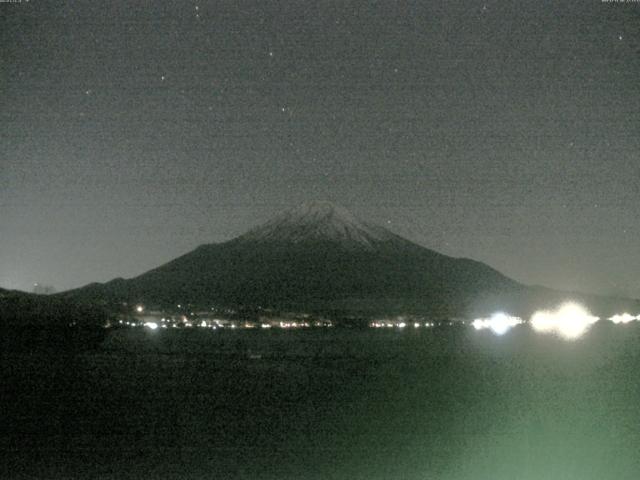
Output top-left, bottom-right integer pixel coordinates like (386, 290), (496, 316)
(472, 318), (485, 330)
(609, 313), (637, 324)
(398, 322), (406, 328)
(414, 323), (421, 328)
(200, 320), (207, 328)
(530, 310), (556, 334)
(556, 303), (599, 338)
(489, 313), (517, 335)
(135, 305), (144, 313)
(471, 313), (521, 335)
(530, 302), (599, 339)
(144, 322), (158, 330)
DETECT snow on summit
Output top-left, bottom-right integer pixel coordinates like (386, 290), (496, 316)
(238, 201), (397, 247)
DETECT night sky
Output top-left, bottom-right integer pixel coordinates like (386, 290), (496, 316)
(2, 1), (639, 297)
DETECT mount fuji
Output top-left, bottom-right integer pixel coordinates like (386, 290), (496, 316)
(62, 201), (639, 318)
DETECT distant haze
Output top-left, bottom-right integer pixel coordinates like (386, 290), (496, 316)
(1, 1), (639, 298)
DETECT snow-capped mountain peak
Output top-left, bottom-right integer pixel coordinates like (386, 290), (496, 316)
(238, 201), (397, 247)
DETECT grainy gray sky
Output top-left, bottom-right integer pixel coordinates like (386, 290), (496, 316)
(1, 0), (639, 297)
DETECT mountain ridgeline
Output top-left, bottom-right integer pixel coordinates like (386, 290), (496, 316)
(62, 202), (639, 318)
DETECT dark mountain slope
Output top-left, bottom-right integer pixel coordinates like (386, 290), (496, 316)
(60, 201), (639, 318)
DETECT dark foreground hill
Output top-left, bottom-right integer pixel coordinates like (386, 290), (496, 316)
(59, 202), (639, 318)
(0, 288), (108, 351)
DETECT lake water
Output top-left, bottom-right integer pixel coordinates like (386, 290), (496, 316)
(2, 324), (640, 479)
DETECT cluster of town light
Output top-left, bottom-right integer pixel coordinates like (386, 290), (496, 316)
(370, 321), (436, 328)
(139, 319), (324, 330)
(470, 302), (640, 339)
(134, 302), (638, 338)
(134, 314), (333, 331)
